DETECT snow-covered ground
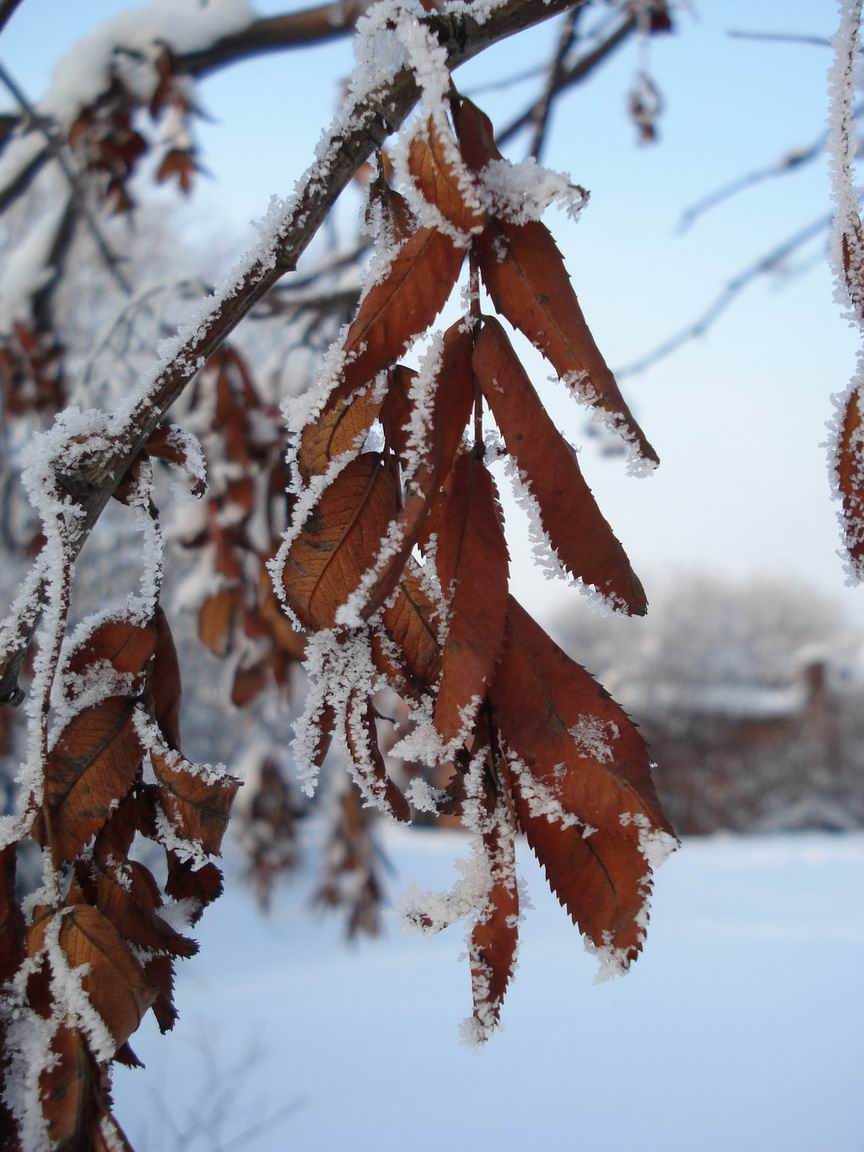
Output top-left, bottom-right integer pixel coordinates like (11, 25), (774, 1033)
(115, 830), (864, 1152)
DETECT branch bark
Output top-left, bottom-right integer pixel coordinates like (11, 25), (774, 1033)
(0, 0), (583, 705)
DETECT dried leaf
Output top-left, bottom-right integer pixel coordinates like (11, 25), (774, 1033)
(0, 845), (23, 982)
(281, 453), (400, 630)
(473, 317), (646, 613)
(407, 116), (485, 232)
(152, 751), (239, 856)
(198, 585), (241, 658)
(836, 385), (864, 576)
(476, 218), (658, 467)
(66, 618), (157, 678)
(297, 381), (385, 481)
(430, 451), (509, 746)
(40, 1026), (131, 1152)
(341, 227), (464, 394)
(145, 423), (206, 497)
(452, 96), (502, 171)
(345, 690), (411, 822)
(152, 607), (183, 752)
(40, 698), (142, 863)
(164, 854), (224, 920)
(490, 597), (675, 963)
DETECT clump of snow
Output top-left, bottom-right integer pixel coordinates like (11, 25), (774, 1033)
(0, 197), (69, 335)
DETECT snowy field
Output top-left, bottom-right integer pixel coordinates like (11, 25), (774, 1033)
(115, 830), (864, 1152)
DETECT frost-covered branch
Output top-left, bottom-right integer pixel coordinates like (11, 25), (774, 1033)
(0, 0), (582, 706)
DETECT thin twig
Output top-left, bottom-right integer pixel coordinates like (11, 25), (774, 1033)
(617, 212), (831, 378)
(0, 61), (132, 295)
(679, 101), (864, 233)
(727, 29), (832, 50)
(528, 6), (582, 160)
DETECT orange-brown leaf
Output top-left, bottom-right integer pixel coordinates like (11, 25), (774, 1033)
(152, 607), (182, 752)
(152, 751), (239, 856)
(198, 585), (241, 657)
(66, 618), (157, 678)
(476, 218), (658, 467)
(452, 96), (502, 172)
(374, 562), (442, 697)
(297, 381), (385, 481)
(41, 698), (142, 862)
(40, 1025), (133, 1151)
(281, 453), (400, 630)
(836, 385), (864, 576)
(490, 597), (675, 963)
(341, 227), (464, 395)
(430, 451), (509, 745)
(473, 317), (646, 614)
(407, 116), (485, 232)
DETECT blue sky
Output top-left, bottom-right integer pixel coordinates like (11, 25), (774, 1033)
(3, 0), (861, 629)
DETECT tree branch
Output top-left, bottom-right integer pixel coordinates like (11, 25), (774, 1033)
(0, 0), (583, 705)
(0, 0), (24, 35)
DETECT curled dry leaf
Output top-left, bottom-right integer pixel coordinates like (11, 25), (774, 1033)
(152, 751), (239, 857)
(297, 381), (385, 481)
(345, 690), (411, 823)
(473, 317), (646, 613)
(65, 618), (157, 678)
(836, 385), (864, 576)
(39, 697), (143, 863)
(476, 218), (658, 467)
(428, 450), (509, 746)
(281, 452), (401, 630)
(40, 1025), (131, 1152)
(373, 561), (442, 699)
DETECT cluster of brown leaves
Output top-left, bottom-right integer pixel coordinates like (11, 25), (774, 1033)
(277, 94), (675, 1037)
(177, 345), (305, 703)
(0, 436), (239, 1148)
(68, 48), (200, 213)
(0, 322), (65, 419)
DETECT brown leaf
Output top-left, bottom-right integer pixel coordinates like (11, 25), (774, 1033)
(341, 227), (464, 395)
(40, 1025), (132, 1151)
(429, 451), (509, 746)
(468, 764), (518, 1040)
(345, 691), (411, 822)
(41, 698), (143, 863)
(407, 116), (485, 232)
(452, 96), (502, 172)
(490, 597), (676, 965)
(198, 585), (241, 658)
(374, 562), (442, 698)
(66, 618), (157, 678)
(152, 750), (239, 856)
(297, 380), (385, 481)
(86, 862), (198, 960)
(164, 854), (223, 921)
(281, 453), (400, 630)
(836, 385), (864, 576)
(0, 844), (23, 982)
(152, 607), (183, 752)
(473, 317), (646, 614)
(32, 905), (156, 1050)
(476, 218), (658, 467)
(143, 953), (178, 1033)
(379, 365), (417, 463)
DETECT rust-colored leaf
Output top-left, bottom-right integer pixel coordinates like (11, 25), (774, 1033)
(87, 863), (198, 960)
(490, 597), (676, 965)
(429, 451), (509, 746)
(281, 453), (400, 630)
(374, 561), (442, 698)
(41, 698), (142, 863)
(31, 906), (156, 1050)
(40, 1025), (132, 1152)
(66, 618), (157, 678)
(836, 385), (864, 576)
(152, 607), (182, 752)
(341, 227), (464, 395)
(152, 750), (239, 856)
(452, 96), (502, 172)
(476, 218), (658, 467)
(145, 423), (206, 497)
(468, 763), (518, 1040)
(473, 317), (646, 614)
(345, 690), (410, 822)
(297, 380), (385, 481)
(198, 585), (241, 658)
(407, 116), (485, 232)
(0, 844), (23, 982)
(164, 854), (223, 920)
